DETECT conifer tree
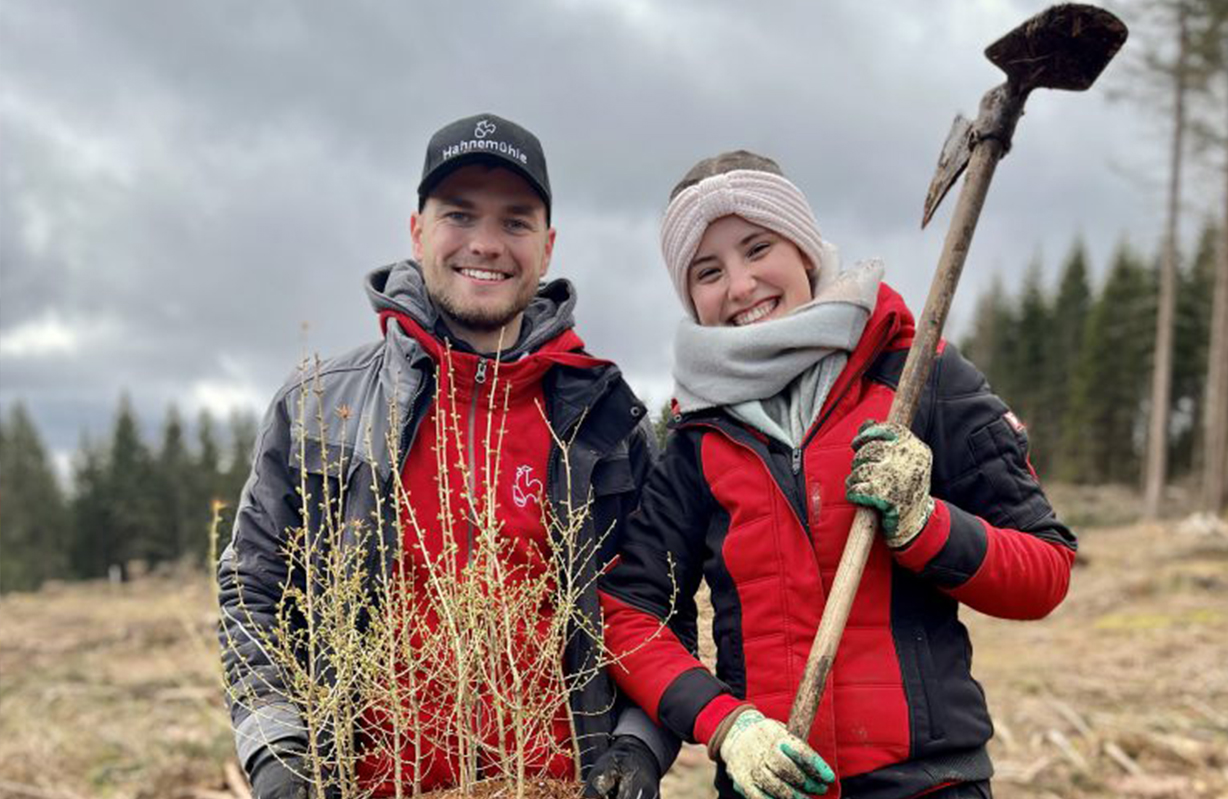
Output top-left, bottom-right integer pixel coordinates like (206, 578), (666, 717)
(155, 404), (199, 563)
(1171, 223), (1219, 473)
(963, 274), (1025, 409)
(1050, 242), (1094, 478)
(68, 436), (116, 579)
(0, 403), (69, 592)
(1064, 244), (1157, 483)
(106, 396), (161, 569)
(1190, 0), (1228, 511)
(223, 410), (257, 505)
(960, 274), (1010, 387)
(196, 410), (223, 502)
(1013, 261), (1055, 474)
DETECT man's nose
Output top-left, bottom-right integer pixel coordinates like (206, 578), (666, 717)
(467, 220), (504, 258)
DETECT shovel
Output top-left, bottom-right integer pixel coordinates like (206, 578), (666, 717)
(787, 3), (1127, 741)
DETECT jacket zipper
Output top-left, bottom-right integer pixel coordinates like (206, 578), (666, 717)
(686, 419), (811, 537)
(792, 337), (892, 526)
(468, 357), (490, 779)
(465, 358), (489, 565)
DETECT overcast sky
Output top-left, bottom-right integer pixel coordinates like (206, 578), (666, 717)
(0, 0), (1216, 473)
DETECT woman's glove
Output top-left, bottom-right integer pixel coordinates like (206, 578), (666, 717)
(711, 708), (834, 799)
(584, 735), (662, 799)
(846, 420), (935, 549)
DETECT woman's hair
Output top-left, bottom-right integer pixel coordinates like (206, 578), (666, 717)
(668, 150), (785, 201)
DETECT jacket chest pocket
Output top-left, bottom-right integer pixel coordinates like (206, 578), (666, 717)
(288, 436), (369, 541)
(591, 454), (635, 497)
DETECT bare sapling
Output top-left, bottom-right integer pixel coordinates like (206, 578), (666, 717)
(219, 350), (678, 799)
(219, 359), (385, 798)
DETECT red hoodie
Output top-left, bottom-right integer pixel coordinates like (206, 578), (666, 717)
(358, 311), (606, 794)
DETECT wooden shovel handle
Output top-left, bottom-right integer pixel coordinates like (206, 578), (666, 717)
(787, 138), (1006, 740)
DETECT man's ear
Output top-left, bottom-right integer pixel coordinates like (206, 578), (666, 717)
(540, 227), (556, 278)
(410, 211), (426, 262)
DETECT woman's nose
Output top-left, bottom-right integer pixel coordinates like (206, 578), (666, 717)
(728, 263), (756, 301)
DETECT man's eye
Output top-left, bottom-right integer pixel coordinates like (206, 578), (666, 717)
(445, 211), (472, 223)
(505, 218), (532, 232)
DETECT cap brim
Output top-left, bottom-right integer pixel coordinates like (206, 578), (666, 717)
(417, 153), (551, 214)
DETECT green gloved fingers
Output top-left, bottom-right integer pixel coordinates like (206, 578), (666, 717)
(718, 710), (835, 799)
(850, 420), (899, 449)
(845, 420), (935, 548)
(778, 742), (835, 785)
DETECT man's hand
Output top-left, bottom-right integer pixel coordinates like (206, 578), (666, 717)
(249, 745), (309, 799)
(715, 709), (834, 799)
(584, 736), (662, 799)
(846, 420), (935, 549)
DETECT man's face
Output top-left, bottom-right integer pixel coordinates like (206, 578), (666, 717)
(411, 164), (554, 346)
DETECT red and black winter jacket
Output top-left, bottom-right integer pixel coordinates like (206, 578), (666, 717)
(600, 284), (1076, 799)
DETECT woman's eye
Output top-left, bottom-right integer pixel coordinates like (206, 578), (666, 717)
(696, 267), (720, 283)
(748, 241), (771, 259)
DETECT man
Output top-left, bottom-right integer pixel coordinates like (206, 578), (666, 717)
(219, 113), (672, 799)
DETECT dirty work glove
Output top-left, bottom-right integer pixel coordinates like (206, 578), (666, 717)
(248, 743), (309, 799)
(712, 708), (834, 799)
(846, 420), (935, 549)
(584, 735), (662, 799)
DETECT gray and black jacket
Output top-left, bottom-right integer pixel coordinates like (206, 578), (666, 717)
(218, 260), (673, 782)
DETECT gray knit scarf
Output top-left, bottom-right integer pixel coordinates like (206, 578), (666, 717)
(673, 259), (884, 446)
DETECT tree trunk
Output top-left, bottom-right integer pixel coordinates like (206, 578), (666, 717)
(1144, 8), (1189, 519)
(1202, 78), (1228, 514)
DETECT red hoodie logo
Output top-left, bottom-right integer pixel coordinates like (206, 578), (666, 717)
(512, 465), (543, 508)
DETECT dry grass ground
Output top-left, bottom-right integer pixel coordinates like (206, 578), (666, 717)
(0, 571), (234, 799)
(1, 508), (1225, 799)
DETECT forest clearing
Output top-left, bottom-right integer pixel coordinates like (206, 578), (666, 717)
(1, 487), (1224, 799)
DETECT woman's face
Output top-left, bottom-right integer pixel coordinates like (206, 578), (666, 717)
(687, 215), (814, 327)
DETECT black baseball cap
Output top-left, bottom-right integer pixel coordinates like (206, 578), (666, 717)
(417, 113), (552, 221)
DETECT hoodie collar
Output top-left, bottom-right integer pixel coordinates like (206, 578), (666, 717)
(365, 260), (581, 361)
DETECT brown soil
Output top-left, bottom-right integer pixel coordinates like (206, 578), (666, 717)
(0, 511), (1224, 799)
(425, 777), (582, 799)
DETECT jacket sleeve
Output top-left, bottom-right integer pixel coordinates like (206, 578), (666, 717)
(600, 429), (743, 746)
(216, 386), (309, 773)
(604, 413), (684, 771)
(891, 345), (1077, 620)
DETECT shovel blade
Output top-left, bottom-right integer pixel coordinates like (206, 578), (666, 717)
(986, 3), (1128, 92)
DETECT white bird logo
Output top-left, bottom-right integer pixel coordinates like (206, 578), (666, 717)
(512, 465), (543, 508)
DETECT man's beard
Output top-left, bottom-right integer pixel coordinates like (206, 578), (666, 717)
(433, 279), (538, 333)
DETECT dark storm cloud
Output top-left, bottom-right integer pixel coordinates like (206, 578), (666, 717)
(0, 0), (1161, 463)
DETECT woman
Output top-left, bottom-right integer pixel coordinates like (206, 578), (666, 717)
(599, 151), (1075, 799)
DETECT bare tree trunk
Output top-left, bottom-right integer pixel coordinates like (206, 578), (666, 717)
(1202, 79), (1228, 514)
(1144, 8), (1190, 519)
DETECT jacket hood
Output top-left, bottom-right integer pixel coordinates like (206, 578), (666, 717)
(854, 282), (915, 362)
(365, 260), (580, 360)
(813, 281), (915, 417)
